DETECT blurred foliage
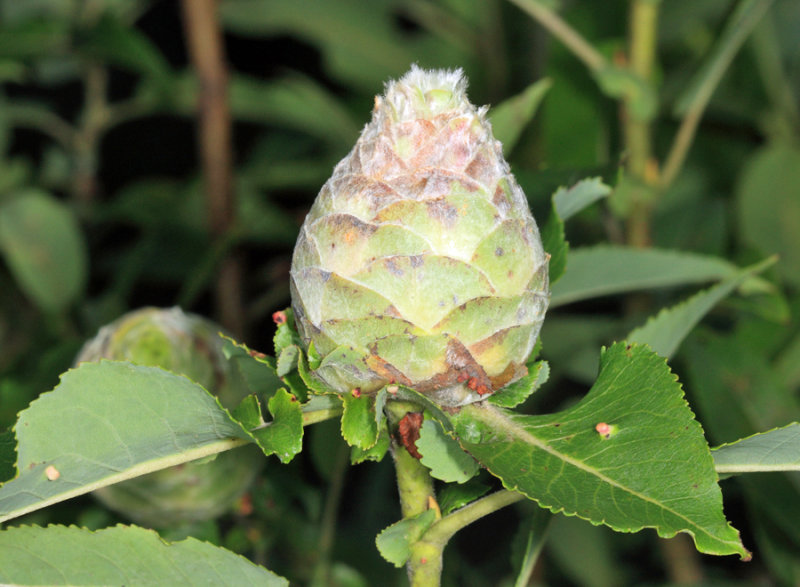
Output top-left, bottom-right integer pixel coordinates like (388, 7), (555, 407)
(0, 0), (798, 584)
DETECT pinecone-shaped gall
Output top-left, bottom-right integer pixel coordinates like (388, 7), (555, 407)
(290, 66), (549, 406)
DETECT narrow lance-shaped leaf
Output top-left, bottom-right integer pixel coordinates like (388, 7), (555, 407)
(712, 423), (800, 474)
(551, 245), (767, 307)
(449, 343), (749, 558)
(489, 78), (551, 153)
(553, 177), (611, 221)
(0, 525), (287, 586)
(626, 257), (776, 358)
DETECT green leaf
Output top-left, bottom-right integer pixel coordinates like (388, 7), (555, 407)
(375, 509), (437, 568)
(0, 19), (70, 60)
(712, 423), (800, 474)
(546, 514), (624, 587)
(488, 361), (549, 408)
(0, 429), (14, 483)
(541, 175), (611, 285)
(451, 343), (749, 558)
(736, 145), (800, 287)
(0, 525), (287, 586)
(551, 245), (761, 307)
(221, 336), (283, 398)
(351, 426), (390, 464)
(541, 202), (568, 284)
(437, 475), (491, 516)
(231, 394), (265, 430)
(594, 65), (657, 120)
(626, 257), (776, 358)
(340, 392), (380, 450)
(685, 331), (800, 443)
(553, 177), (611, 221)
(220, 0), (419, 92)
(776, 331), (800, 390)
(0, 362), (251, 524)
(276, 345), (300, 377)
(511, 507), (552, 587)
(0, 189), (87, 312)
(273, 307), (300, 355)
(250, 388), (303, 463)
(77, 15), (171, 81)
(674, 0), (773, 117)
(228, 73), (360, 147)
(417, 419), (479, 483)
(489, 78), (551, 153)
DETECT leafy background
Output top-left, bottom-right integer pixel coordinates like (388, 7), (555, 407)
(1, 0), (799, 585)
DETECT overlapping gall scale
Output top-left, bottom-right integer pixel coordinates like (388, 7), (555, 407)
(290, 65), (549, 406)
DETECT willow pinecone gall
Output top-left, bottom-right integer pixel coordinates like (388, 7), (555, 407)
(290, 66), (549, 406)
(75, 307), (261, 527)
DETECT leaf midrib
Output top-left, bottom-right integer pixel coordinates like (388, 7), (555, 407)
(468, 402), (740, 548)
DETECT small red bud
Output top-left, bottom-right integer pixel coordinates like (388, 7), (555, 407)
(351, 387), (362, 398)
(272, 311), (287, 325)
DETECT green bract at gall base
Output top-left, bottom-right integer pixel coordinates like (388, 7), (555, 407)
(290, 66), (549, 407)
(74, 307), (261, 527)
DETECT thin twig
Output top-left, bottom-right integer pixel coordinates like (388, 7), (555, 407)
(180, 0), (244, 337)
(506, 0), (607, 72)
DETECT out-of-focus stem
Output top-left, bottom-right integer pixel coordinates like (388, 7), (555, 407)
(623, 0), (660, 248)
(660, 534), (705, 584)
(311, 440), (350, 586)
(73, 65), (109, 204)
(180, 0), (244, 338)
(507, 0), (607, 73)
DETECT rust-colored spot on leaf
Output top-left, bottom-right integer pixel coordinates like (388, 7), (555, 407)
(397, 412), (424, 459)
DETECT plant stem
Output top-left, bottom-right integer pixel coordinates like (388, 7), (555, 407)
(507, 0), (607, 73)
(311, 439), (350, 586)
(180, 0), (244, 338)
(73, 64), (109, 204)
(387, 401), (436, 520)
(407, 490), (526, 586)
(623, 0), (660, 248)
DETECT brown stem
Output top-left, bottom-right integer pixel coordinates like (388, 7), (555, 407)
(73, 65), (109, 204)
(180, 0), (244, 337)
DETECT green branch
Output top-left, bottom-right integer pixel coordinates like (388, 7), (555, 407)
(407, 490), (526, 586)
